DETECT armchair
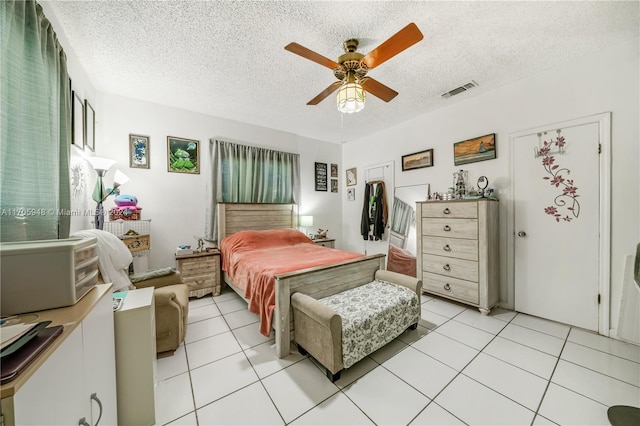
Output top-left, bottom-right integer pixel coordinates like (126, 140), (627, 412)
(72, 229), (189, 356)
(130, 269), (189, 356)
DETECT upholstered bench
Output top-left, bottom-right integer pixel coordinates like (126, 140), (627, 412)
(291, 269), (421, 381)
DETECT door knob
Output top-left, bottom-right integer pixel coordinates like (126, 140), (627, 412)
(517, 231), (527, 237)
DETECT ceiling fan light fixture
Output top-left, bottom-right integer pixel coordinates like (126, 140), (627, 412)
(336, 74), (365, 114)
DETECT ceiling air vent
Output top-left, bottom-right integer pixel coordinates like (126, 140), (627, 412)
(441, 80), (478, 99)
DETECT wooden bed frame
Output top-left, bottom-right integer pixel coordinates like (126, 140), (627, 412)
(217, 203), (386, 358)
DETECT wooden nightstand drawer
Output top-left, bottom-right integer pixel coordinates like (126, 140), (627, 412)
(175, 251), (221, 297)
(421, 218), (478, 239)
(313, 238), (335, 248)
(423, 272), (479, 305)
(421, 202), (478, 219)
(422, 254), (478, 282)
(421, 236), (478, 261)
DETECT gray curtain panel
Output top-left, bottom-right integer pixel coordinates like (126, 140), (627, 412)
(205, 139), (300, 242)
(1, 0), (71, 241)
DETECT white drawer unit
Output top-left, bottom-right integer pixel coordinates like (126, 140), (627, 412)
(416, 199), (499, 314)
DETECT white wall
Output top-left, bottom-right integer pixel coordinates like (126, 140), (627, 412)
(342, 36), (640, 336)
(94, 94), (342, 269)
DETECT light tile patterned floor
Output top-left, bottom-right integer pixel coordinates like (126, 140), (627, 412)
(154, 289), (640, 425)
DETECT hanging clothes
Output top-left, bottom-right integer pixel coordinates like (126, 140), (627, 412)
(360, 181), (388, 241)
(372, 181), (388, 240)
(360, 182), (371, 240)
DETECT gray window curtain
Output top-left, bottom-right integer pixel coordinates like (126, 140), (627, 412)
(205, 139), (300, 242)
(390, 197), (413, 238)
(1, 0), (71, 242)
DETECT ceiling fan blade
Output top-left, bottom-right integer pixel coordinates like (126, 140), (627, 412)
(285, 42), (340, 70)
(362, 23), (424, 69)
(307, 81), (342, 105)
(362, 78), (398, 102)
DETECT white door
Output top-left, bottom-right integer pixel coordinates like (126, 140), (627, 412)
(512, 116), (606, 331)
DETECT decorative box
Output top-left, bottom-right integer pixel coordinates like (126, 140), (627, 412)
(122, 232), (150, 252)
(109, 206), (142, 221)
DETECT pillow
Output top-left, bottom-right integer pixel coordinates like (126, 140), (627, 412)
(130, 267), (176, 283)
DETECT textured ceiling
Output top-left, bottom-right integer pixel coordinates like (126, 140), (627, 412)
(47, 1), (639, 143)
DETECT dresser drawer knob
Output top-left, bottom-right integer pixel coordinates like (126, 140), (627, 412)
(443, 225), (451, 231)
(443, 244), (451, 252)
(443, 208), (451, 214)
(443, 283), (451, 291)
(443, 264), (451, 271)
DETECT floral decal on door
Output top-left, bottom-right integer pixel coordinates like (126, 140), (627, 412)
(538, 131), (580, 222)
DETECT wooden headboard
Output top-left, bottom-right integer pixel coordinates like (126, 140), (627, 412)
(217, 203), (299, 240)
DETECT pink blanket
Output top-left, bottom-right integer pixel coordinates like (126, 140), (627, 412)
(221, 229), (363, 335)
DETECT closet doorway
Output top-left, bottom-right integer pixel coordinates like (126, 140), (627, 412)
(362, 161), (394, 256)
(509, 113), (611, 334)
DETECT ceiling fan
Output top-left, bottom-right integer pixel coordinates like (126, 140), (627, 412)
(284, 23), (423, 112)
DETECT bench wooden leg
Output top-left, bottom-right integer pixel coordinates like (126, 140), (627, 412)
(297, 344), (308, 356)
(326, 369), (341, 382)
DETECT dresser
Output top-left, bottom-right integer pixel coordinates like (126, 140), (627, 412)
(175, 250), (222, 297)
(416, 199), (499, 314)
(0, 284), (117, 426)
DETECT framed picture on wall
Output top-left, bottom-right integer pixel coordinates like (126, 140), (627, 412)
(72, 91), (84, 148)
(330, 163), (338, 178)
(331, 178), (338, 193)
(347, 187), (355, 201)
(129, 134), (150, 169)
(346, 167), (357, 186)
(84, 100), (95, 151)
(401, 148), (433, 171)
(167, 136), (200, 174)
(315, 162), (328, 191)
(453, 133), (496, 166)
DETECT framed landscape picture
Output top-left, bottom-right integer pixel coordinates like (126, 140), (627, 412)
(453, 133), (496, 166)
(402, 149), (433, 171)
(129, 134), (150, 169)
(72, 91), (84, 148)
(167, 136), (199, 174)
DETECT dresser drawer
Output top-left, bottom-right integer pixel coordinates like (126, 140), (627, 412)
(422, 218), (478, 239)
(421, 236), (478, 261)
(421, 202), (478, 219)
(423, 272), (479, 305)
(423, 254), (478, 282)
(177, 258), (216, 274)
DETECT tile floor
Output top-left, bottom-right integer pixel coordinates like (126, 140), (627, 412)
(154, 289), (640, 425)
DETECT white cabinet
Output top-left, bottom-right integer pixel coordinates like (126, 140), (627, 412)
(114, 287), (157, 425)
(0, 285), (117, 426)
(417, 199), (499, 314)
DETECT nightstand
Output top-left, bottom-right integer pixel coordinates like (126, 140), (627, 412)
(313, 238), (335, 248)
(175, 250), (222, 297)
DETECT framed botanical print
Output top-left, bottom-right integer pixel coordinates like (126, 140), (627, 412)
(167, 136), (199, 174)
(84, 100), (95, 151)
(72, 91), (84, 148)
(129, 134), (150, 169)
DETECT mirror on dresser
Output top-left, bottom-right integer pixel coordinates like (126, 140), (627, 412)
(387, 183), (429, 277)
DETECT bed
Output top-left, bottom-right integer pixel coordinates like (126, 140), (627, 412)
(217, 203), (386, 358)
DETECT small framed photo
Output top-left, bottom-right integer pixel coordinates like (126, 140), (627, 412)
(72, 91), (84, 148)
(167, 136), (199, 174)
(330, 163), (338, 178)
(315, 162), (328, 191)
(402, 149), (433, 171)
(84, 100), (95, 151)
(347, 187), (356, 201)
(331, 178), (338, 193)
(454, 133), (496, 166)
(346, 167), (357, 186)
(129, 134), (150, 169)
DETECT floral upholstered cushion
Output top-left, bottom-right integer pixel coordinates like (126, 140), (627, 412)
(319, 279), (420, 368)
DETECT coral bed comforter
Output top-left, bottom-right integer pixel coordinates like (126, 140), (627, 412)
(221, 228), (363, 336)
